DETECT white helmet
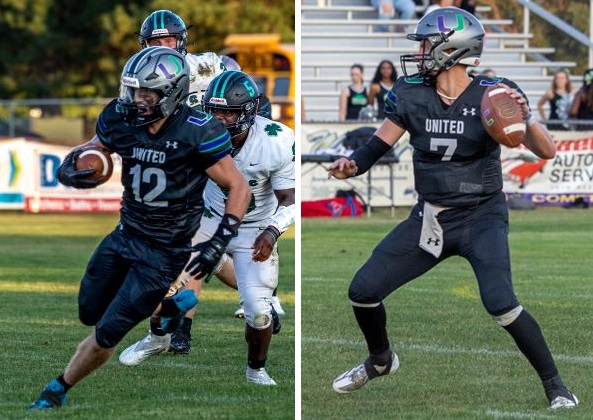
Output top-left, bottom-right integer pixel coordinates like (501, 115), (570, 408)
(185, 52), (227, 108)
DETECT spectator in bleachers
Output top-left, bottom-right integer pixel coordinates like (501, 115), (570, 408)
(371, 0), (416, 32)
(537, 69), (573, 131)
(368, 60), (398, 119)
(424, 0), (454, 16)
(339, 64), (369, 122)
(569, 68), (593, 131)
(456, 0), (476, 15)
(481, 68), (497, 77)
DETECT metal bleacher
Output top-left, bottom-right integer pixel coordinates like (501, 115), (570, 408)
(301, 0), (581, 122)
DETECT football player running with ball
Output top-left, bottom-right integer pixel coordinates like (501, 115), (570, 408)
(121, 70), (295, 386)
(328, 7), (578, 409)
(28, 46), (251, 409)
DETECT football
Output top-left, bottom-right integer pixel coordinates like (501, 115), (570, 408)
(75, 147), (113, 183)
(480, 86), (526, 148)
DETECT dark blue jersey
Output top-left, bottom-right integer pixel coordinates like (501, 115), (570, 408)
(96, 100), (231, 246)
(385, 75), (524, 207)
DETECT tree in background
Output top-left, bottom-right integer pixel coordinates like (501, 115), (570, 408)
(480, 0), (590, 75)
(0, 0), (295, 100)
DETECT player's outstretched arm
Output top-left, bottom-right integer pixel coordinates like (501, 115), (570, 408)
(328, 118), (404, 179)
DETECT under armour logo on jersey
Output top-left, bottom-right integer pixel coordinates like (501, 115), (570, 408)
(426, 237), (440, 246)
(462, 107), (476, 116)
(166, 141), (178, 149)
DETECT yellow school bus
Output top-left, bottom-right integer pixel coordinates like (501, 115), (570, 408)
(220, 34), (295, 128)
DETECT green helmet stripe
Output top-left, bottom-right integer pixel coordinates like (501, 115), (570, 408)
(213, 70), (242, 98)
(160, 11), (165, 29)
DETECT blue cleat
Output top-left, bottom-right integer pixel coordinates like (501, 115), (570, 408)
(29, 379), (67, 409)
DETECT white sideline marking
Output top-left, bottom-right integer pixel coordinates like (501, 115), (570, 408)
(481, 409), (555, 419)
(302, 337), (593, 365)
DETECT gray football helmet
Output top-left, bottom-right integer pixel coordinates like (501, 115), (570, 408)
(400, 7), (484, 84)
(117, 46), (189, 126)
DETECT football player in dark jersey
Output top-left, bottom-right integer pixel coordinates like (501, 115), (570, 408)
(120, 71), (295, 386)
(29, 46), (251, 410)
(328, 7), (578, 410)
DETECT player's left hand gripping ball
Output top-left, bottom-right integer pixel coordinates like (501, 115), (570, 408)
(481, 86), (526, 148)
(57, 147), (113, 188)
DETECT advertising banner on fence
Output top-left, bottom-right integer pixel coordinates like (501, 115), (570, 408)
(0, 138), (122, 212)
(302, 123), (593, 208)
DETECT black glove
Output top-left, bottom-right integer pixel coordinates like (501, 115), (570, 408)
(57, 149), (103, 189)
(186, 214), (240, 281)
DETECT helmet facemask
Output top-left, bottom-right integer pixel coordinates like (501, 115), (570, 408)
(205, 98), (260, 138)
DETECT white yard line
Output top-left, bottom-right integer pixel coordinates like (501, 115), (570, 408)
(302, 337), (593, 365)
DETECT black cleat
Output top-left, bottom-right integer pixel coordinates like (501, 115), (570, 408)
(271, 305), (281, 335)
(169, 328), (192, 354)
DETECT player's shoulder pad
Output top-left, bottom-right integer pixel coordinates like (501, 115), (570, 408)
(96, 99), (127, 142)
(476, 75), (526, 101)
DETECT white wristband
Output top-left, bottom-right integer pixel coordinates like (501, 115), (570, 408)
(525, 113), (536, 126)
(269, 204), (295, 233)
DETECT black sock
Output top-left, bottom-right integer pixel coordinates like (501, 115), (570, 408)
(542, 374), (569, 401)
(181, 316), (193, 333)
(150, 317), (166, 336)
(56, 374), (72, 392)
(248, 358), (266, 370)
(502, 310), (558, 381)
(352, 302), (390, 357)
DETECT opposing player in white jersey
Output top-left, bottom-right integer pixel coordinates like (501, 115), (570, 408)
(199, 71), (295, 385)
(120, 70), (295, 385)
(137, 10), (226, 110)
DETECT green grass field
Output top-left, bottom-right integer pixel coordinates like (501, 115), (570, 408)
(302, 208), (593, 420)
(0, 213), (294, 420)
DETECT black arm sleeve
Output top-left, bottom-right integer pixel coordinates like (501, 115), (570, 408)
(349, 135), (393, 176)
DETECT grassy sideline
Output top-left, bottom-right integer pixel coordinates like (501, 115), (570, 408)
(0, 213), (295, 420)
(302, 207), (593, 420)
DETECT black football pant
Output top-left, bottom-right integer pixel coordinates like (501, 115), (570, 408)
(78, 226), (189, 348)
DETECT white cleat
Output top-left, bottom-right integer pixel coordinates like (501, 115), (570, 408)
(246, 367), (277, 386)
(119, 331), (171, 367)
(550, 393), (579, 409)
(271, 296), (285, 315)
(332, 351), (399, 393)
(234, 307), (245, 318)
